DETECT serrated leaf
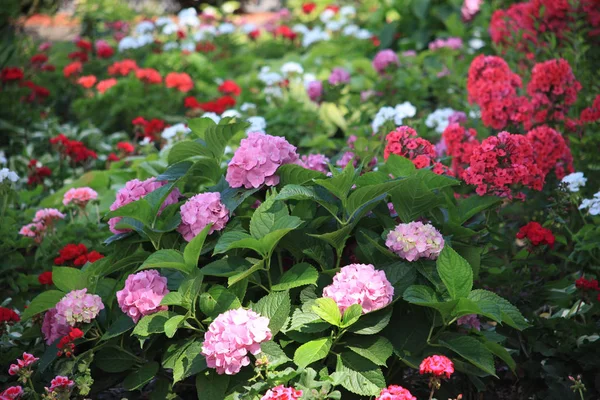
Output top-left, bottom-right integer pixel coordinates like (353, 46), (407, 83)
(467, 290), (529, 330)
(260, 341), (291, 368)
(456, 195), (502, 224)
(165, 315), (186, 338)
(139, 250), (190, 274)
(52, 267), (88, 292)
(199, 285), (241, 318)
(483, 341), (516, 373)
(95, 347), (136, 373)
(253, 291), (291, 335)
(347, 336), (393, 366)
(272, 263), (319, 291)
(200, 256), (251, 277)
(167, 140), (212, 164)
(437, 247), (473, 299)
(277, 164), (326, 186)
(439, 335), (496, 377)
(123, 362), (159, 390)
(348, 308), (392, 335)
(196, 371), (230, 399)
(312, 297), (342, 327)
(341, 304), (363, 328)
(314, 162), (357, 202)
(101, 315), (135, 341)
(21, 290), (64, 321)
(294, 338), (332, 368)
(335, 352), (385, 396)
(183, 223), (212, 269)
(160, 292), (184, 307)
(133, 311), (175, 337)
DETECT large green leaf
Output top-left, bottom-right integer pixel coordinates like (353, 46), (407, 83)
(52, 267), (88, 292)
(276, 184), (339, 217)
(314, 162), (357, 202)
(95, 347), (136, 373)
(132, 311), (176, 337)
(272, 263), (319, 291)
(293, 338), (332, 368)
(123, 362), (159, 390)
(196, 371), (230, 400)
(437, 247), (473, 300)
(253, 291), (291, 335)
(167, 140), (212, 164)
(104, 197), (153, 227)
(21, 290), (65, 321)
(139, 250), (190, 274)
(382, 154), (415, 177)
(348, 308), (392, 335)
(467, 290), (529, 330)
(347, 336), (393, 366)
(204, 121), (249, 159)
(456, 195), (502, 224)
(335, 352), (385, 396)
(101, 315), (136, 341)
(312, 297), (342, 327)
(390, 178), (444, 222)
(277, 164), (326, 186)
(199, 285), (241, 318)
(439, 335), (496, 377)
(183, 224), (212, 269)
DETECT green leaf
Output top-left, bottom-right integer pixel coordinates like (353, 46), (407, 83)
(412, 0), (430, 19)
(95, 347), (136, 373)
(173, 341), (207, 383)
(204, 122), (249, 159)
(199, 285), (241, 318)
(336, 352), (385, 396)
(184, 224), (212, 269)
(101, 315), (135, 341)
(196, 371), (230, 400)
(346, 180), (403, 219)
(167, 140), (212, 164)
(484, 341), (516, 373)
(467, 290), (529, 330)
(165, 315), (187, 338)
(227, 260), (263, 286)
(349, 308), (392, 335)
(403, 285), (458, 320)
(277, 164), (326, 186)
(312, 297), (342, 327)
(139, 250), (190, 274)
(293, 338), (332, 368)
(161, 292), (184, 307)
(347, 336), (393, 366)
(104, 197), (153, 227)
(314, 162), (357, 202)
(390, 178), (444, 222)
(285, 308), (329, 333)
(123, 362), (159, 391)
(341, 304), (363, 328)
(201, 256), (251, 277)
(276, 184), (339, 217)
(456, 195), (502, 224)
(439, 335), (496, 377)
(21, 290), (64, 321)
(309, 223), (354, 251)
(253, 291), (291, 335)
(188, 117), (216, 139)
(133, 311), (175, 337)
(437, 247), (473, 299)
(272, 263), (319, 291)
(156, 161), (193, 181)
(260, 341), (292, 368)
(383, 154), (415, 177)
(52, 267), (88, 292)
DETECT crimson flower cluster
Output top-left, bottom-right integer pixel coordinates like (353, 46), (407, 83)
(218, 80), (241, 96)
(26, 160), (52, 186)
(50, 134), (97, 164)
(0, 307), (20, 325)
(442, 123), (480, 179)
(384, 126), (436, 168)
(184, 95), (237, 114)
(54, 243), (104, 267)
(526, 125), (573, 180)
(56, 327), (84, 357)
(575, 277), (600, 302)
(516, 222), (555, 249)
(132, 117), (168, 141)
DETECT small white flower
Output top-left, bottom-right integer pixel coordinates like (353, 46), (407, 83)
(161, 123), (191, 141)
(394, 102), (417, 122)
(468, 38), (485, 50)
(302, 27), (330, 47)
(0, 168), (19, 183)
(194, 26), (217, 41)
(0, 151), (7, 164)
(222, 109), (242, 118)
(240, 103), (256, 112)
(320, 9), (336, 23)
(202, 112), (221, 124)
(118, 37), (139, 52)
(326, 21), (343, 31)
(246, 116), (267, 134)
(354, 29), (372, 40)
(580, 192), (600, 215)
(292, 24), (309, 35)
(135, 21), (155, 34)
(217, 23), (235, 35)
(137, 34), (154, 47)
(561, 172), (587, 192)
(342, 24), (359, 36)
(372, 103), (418, 133)
(425, 108), (455, 133)
(340, 5), (356, 17)
(281, 62), (304, 76)
(155, 17), (173, 26)
(178, 8), (199, 27)
(162, 22), (179, 35)
(468, 109), (481, 119)
(258, 67), (283, 86)
(163, 41), (179, 51)
(263, 86), (283, 100)
(140, 137), (152, 146)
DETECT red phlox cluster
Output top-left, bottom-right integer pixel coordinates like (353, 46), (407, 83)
(526, 125), (573, 179)
(116, 141), (135, 154)
(63, 61), (83, 78)
(135, 68), (162, 84)
(196, 41), (217, 53)
(442, 123), (480, 179)
(165, 72), (194, 92)
(384, 126), (437, 169)
(218, 80), (242, 96)
(273, 25), (297, 41)
(19, 80), (51, 103)
(186, 95), (237, 114)
(516, 221), (555, 248)
(50, 134), (97, 164)
(108, 59), (139, 76)
(579, 95), (600, 124)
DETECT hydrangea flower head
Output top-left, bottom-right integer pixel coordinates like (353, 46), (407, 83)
(457, 314), (481, 331)
(300, 154), (329, 173)
(328, 68), (350, 85)
(323, 264), (394, 314)
(108, 177), (180, 234)
(42, 308), (73, 345)
(372, 50), (399, 75)
(178, 192), (229, 242)
(202, 308), (272, 375)
(261, 385), (303, 400)
(63, 187), (98, 207)
(55, 289), (104, 326)
(376, 385), (417, 400)
(420, 355), (454, 378)
(386, 222), (444, 261)
(306, 80), (323, 102)
(226, 133), (299, 189)
(117, 270), (169, 323)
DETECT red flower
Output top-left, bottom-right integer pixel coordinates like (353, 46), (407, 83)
(68, 51), (89, 63)
(198, 95), (237, 114)
(38, 271), (53, 285)
(86, 251), (105, 264)
(384, 126), (436, 169)
(218, 80), (242, 96)
(132, 116), (148, 126)
(54, 243), (88, 265)
(184, 96), (201, 109)
(144, 119), (168, 140)
(77, 75), (97, 89)
(116, 141), (135, 154)
(165, 72), (194, 92)
(274, 25), (297, 41)
(57, 327), (84, 357)
(419, 355), (454, 379)
(0, 307), (20, 324)
(27, 164), (52, 186)
(442, 123), (479, 179)
(1, 67), (24, 82)
(107, 153), (120, 162)
(76, 39), (92, 52)
(302, 2), (316, 14)
(575, 277), (600, 291)
(97, 44), (114, 59)
(579, 94), (600, 124)
(108, 59), (139, 76)
(371, 36), (381, 47)
(326, 4), (340, 13)
(63, 61), (83, 78)
(50, 135), (97, 164)
(135, 68), (162, 84)
(41, 64), (56, 72)
(526, 125), (573, 180)
(196, 41), (216, 53)
(30, 54), (49, 64)
(516, 222), (555, 248)
(20, 81), (51, 103)
(96, 78), (118, 94)
(249, 29), (261, 40)
(177, 30), (186, 39)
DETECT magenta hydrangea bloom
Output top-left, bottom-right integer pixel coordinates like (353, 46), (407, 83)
(33, 208), (65, 224)
(306, 80), (323, 102)
(376, 385), (417, 400)
(41, 308), (70, 345)
(226, 133), (299, 189)
(261, 385), (303, 400)
(328, 67), (351, 85)
(108, 177), (181, 234)
(63, 187), (98, 207)
(372, 50), (399, 75)
(428, 37), (463, 50)
(177, 192), (229, 242)
(55, 289), (104, 326)
(323, 264), (394, 314)
(336, 151), (357, 169)
(457, 314), (481, 331)
(300, 154), (329, 173)
(116, 270), (169, 323)
(201, 308), (272, 375)
(385, 221), (444, 262)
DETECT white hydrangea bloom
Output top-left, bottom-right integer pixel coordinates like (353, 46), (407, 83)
(320, 9), (336, 23)
(162, 22), (179, 35)
(342, 24), (359, 36)
(222, 109), (242, 118)
(326, 21), (343, 31)
(135, 21), (155, 34)
(246, 116), (267, 134)
(425, 108), (455, 133)
(240, 103), (256, 112)
(469, 38), (485, 50)
(137, 34), (154, 47)
(118, 37), (140, 52)
(561, 172), (587, 192)
(241, 23), (257, 34)
(202, 112), (221, 124)
(354, 29), (372, 40)
(155, 17), (173, 26)
(340, 5), (356, 17)
(0, 168), (19, 183)
(580, 192), (600, 215)
(281, 62), (304, 76)
(302, 27), (330, 47)
(217, 23), (235, 35)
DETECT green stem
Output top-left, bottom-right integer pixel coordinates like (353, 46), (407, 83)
(27, 377), (40, 400)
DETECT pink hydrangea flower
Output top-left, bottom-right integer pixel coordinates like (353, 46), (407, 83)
(108, 177), (181, 234)
(457, 314), (481, 331)
(261, 385), (303, 400)
(33, 208), (65, 224)
(336, 151), (357, 169)
(8, 353), (39, 376)
(372, 50), (399, 75)
(41, 308), (70, 345)
(419, 355), (454, 378)
(46, 376), (74, 393)
(201, 308), (272, 375)
(0, 386), (23, 399)
(428, 37), (463, 50)
(323, 264), (394, 314)
(306, 81), (323, 102)
(177, 192), (229, 242)
(376, 385), (417, 400)
(62, 187), (98, 207)
(328, 68), (350, 85)
(55, 289), (104, 326)
(462, 0), (482, 21)
(18, 222), (46, 243)
(385, 222), (444, 262)
(299, 154), (329, 173)
(226, 133), (299, 189)
(116, 270), (169, 323)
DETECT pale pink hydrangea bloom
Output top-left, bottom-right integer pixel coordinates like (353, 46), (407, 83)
(33, 208), (65, 224)
(46, 376), (74, 393)
(328, 67), (351, 85)
(8, 353), (39, 376)
(299, 154), (329, 173)
(428, 37), (463, 50)
(178, 192), (229, 242)
(116, 270), (169, 323)
(201, 308), (272, 375)
(41, 308), (70, 345)
(462, 0), (482, 21)
(55, 289), (104, 326)
(419, 355), (454, 378)
(306, 80), (323, 102)
(323, 263), (394, 314)
(19, 222), (46, 243)
(376, 385), (417, 400)
(226, 133), (299, 189)
(402, 50), (417, 57)
(62, 187), (98, 207)
(261, 385), (303, 400)
(372, 49), (399, 75)
(457, 314), (481, 331)
(385, 221), (444, 261)
(336, 151), (357, 169)
(108, 177), (181, 234)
